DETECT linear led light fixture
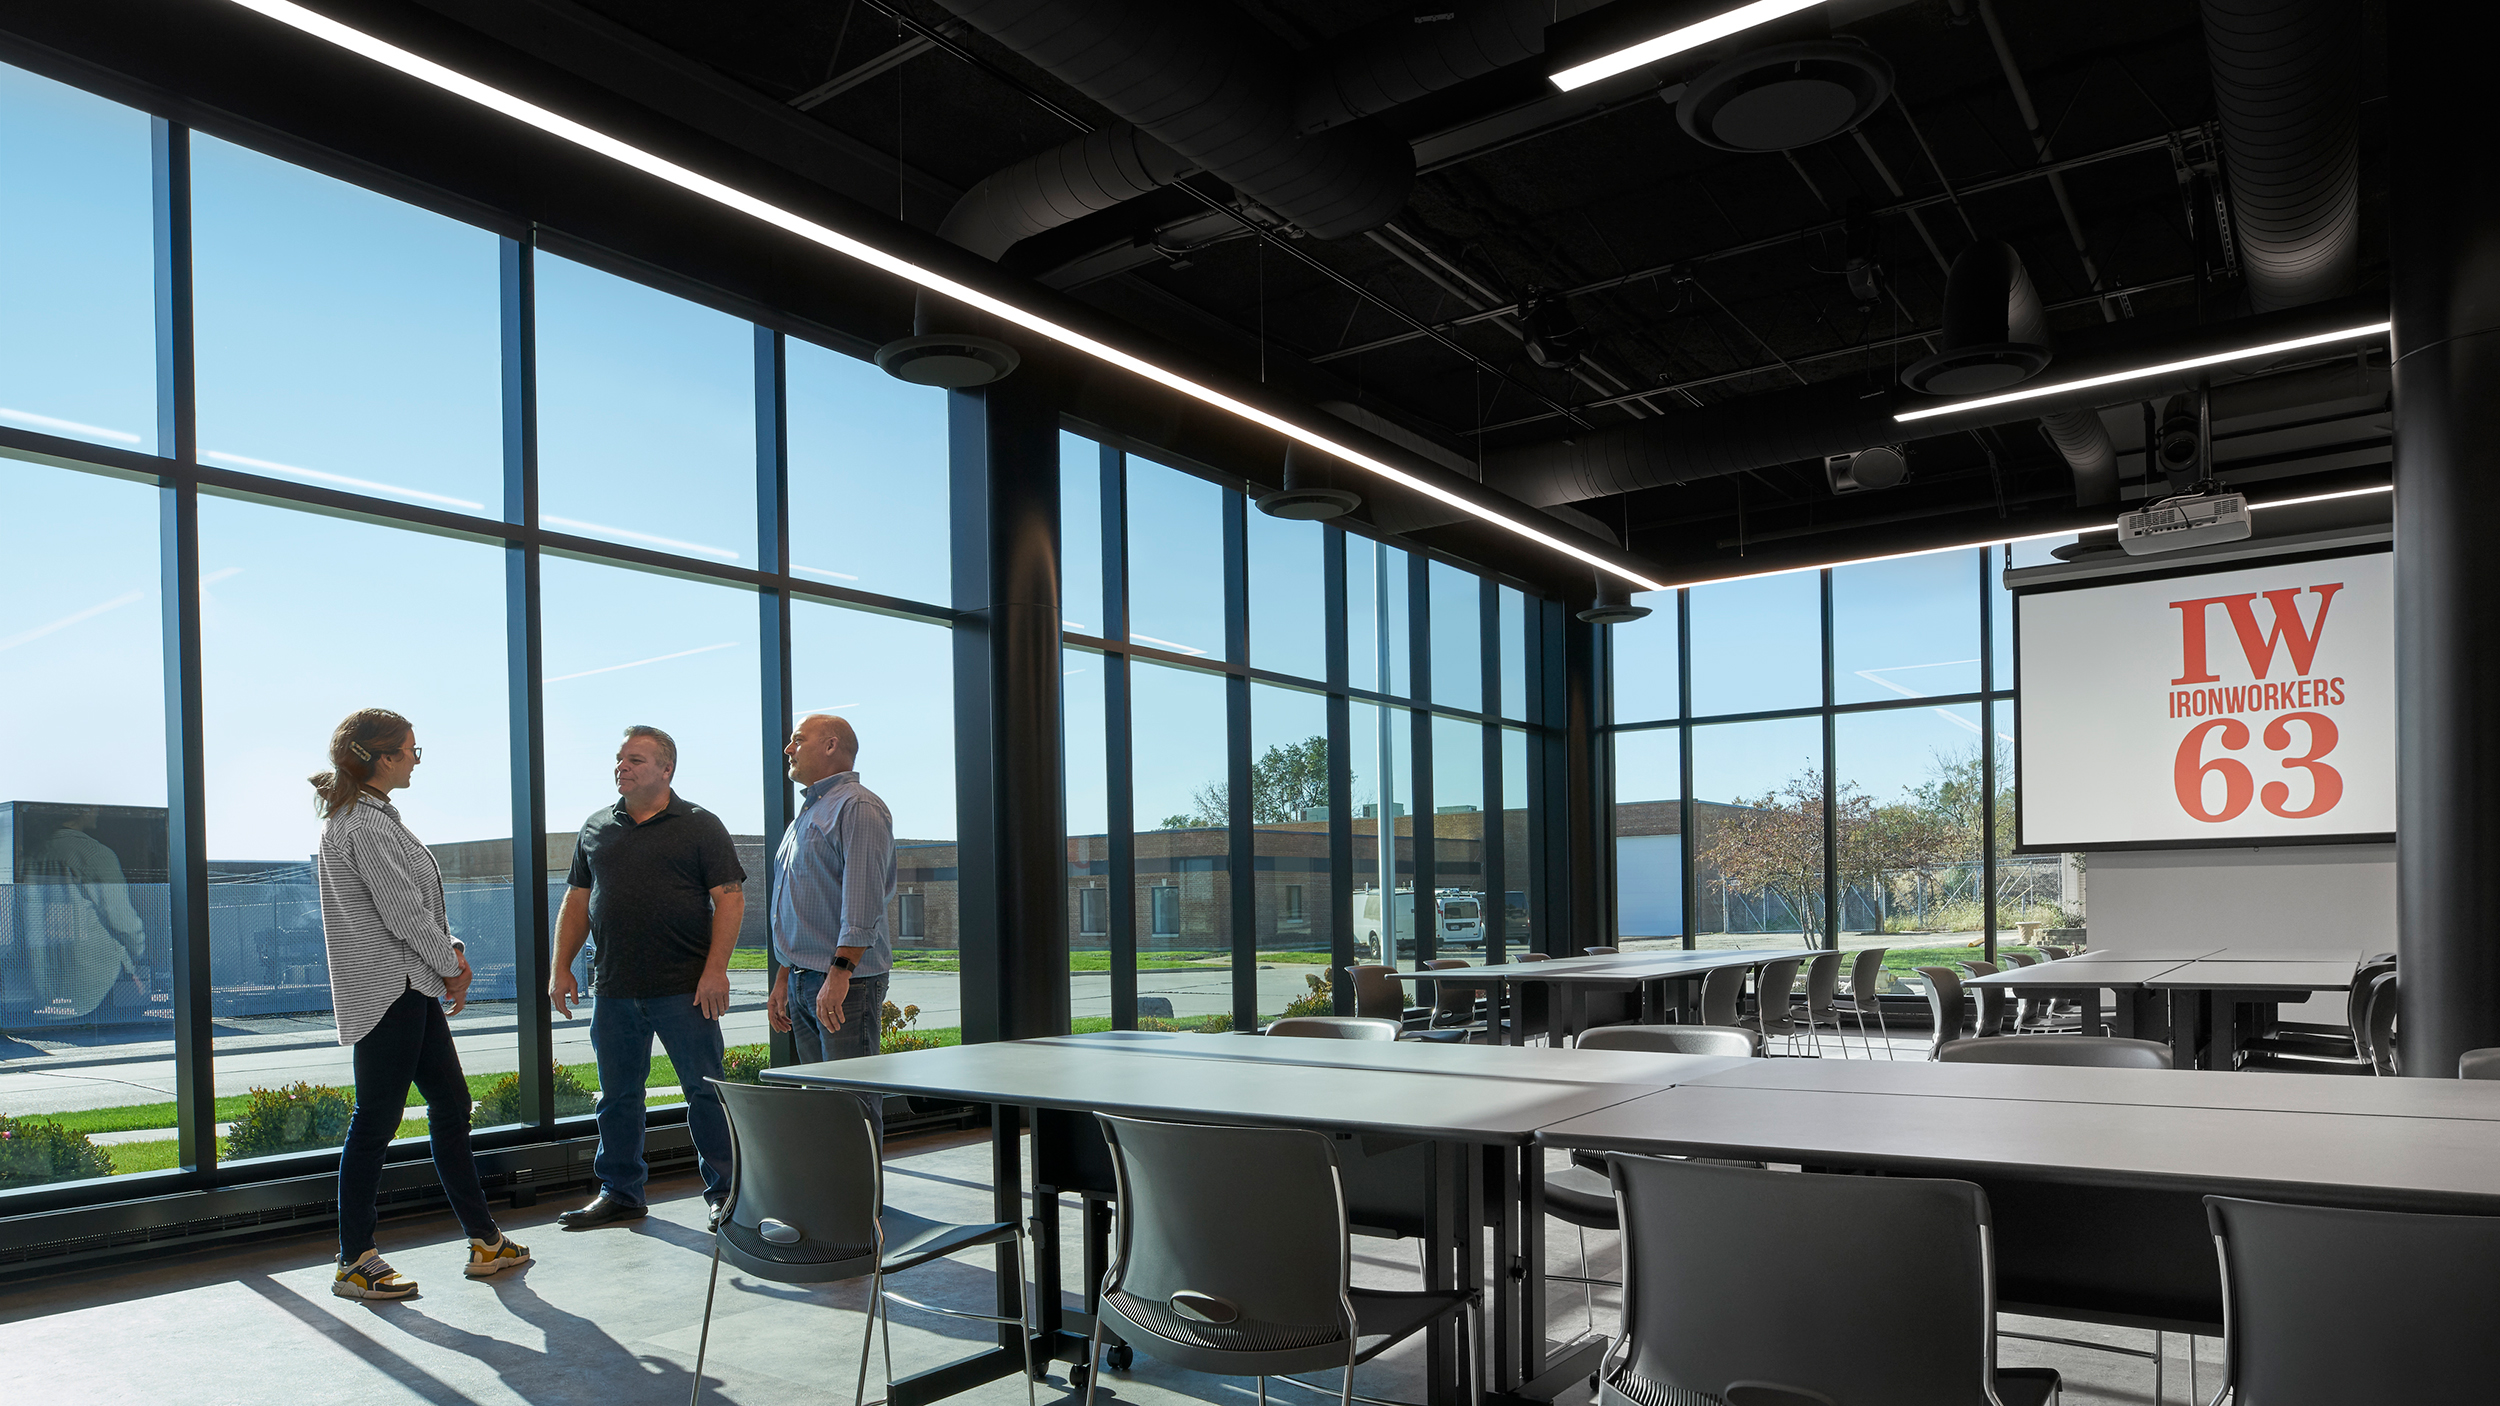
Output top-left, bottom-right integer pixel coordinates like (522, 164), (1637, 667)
(224, 0), (1665, 592)
(1893, 322), (2393, 424)
(1550, 0), (1823, 91)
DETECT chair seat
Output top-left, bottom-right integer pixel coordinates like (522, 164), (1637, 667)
(2241, 1030), (2360, 1060)
(1545, 1164), (1617, 1230)
(878, 1207), (1020, 1274)
(2239, 1052), (2375, 1076)
(1349, 1287), (1475, 1361)
(1994, 1366), (2061, 1406)
(1405, 1027), (1472, 1043)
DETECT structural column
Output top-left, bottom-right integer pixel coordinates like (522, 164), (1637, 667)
(951, 371), (1069, 1044)
(2392, 3), (2500, 1074)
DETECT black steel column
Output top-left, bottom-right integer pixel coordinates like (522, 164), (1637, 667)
(1225, 491), (1256, 1031)
(1821, 568), (1839, 950)
(1677, 589), (1696, 950)
(1101, 447), (1137, 1029)
(2393, 5), (2500, 1074)
(755, 327), (797, 1068)
(1409, 551), (1436, 966)
(1481, 579), (1505, 964)
(1979, 547), (2000, 966)
(500, 235), (556, 1124)
(1528, 597), (1567, 957)
(152, 116), (213, 1175)
(1325, 529), (1354, 1010)
(950, 373), (1068, 1044)
(1560, 605), (1605, 956)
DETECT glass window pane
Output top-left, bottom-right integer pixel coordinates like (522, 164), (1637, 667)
(1836, 705), (1984, 991)
(1430, 715), (1484, 960)
(792, 601), (954, 1041)
(1248, 511), (1325, 682)
(1351, 701), (1414, 968)
(1992, 698), (2077, 938)
(0, 462), (167, 1190)
(1065, 648), (1110, 1005)
(1500, 587), (1527, 721)
(192, 136), (501, 514)
(1061, 435), (1103, 637)
(0, 66), (155, 454)
(1126, 459), (1227, 660)
(535, 254), (756, 564)
(1613, 728), (1682, 948)
(1689, 570), (1822, 717)
(200, 501), (515, 1160)
(1499, 727), (1530, 957)
(1131, 663), (1232, 1027)
(1252, 684), (1330, 1020)
(1428, 562), (1482, 712)
(1832, 549), (1980, 705)
(1610, 590), (1680, 724)
(786, 338), (949, 605)
(1690, 716), (1824, 948)
(1348, 541), (1411, 696)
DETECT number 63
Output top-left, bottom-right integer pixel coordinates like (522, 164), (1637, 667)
(2173, 712), (2341, 822)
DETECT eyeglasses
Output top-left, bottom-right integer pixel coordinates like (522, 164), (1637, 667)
(408, 746), (423, 762)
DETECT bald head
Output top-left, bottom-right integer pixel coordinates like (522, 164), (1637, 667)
(785, 713), (860, 787)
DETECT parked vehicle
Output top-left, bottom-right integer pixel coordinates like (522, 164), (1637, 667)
(1356, 888), (1484, 959)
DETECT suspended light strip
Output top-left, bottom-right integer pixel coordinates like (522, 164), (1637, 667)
(1893, 322), (2392, 424)
(223, 0), (1665, 591)
(1550, 0), (1824, 92)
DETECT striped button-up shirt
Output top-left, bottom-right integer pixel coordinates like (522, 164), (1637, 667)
(771, 771), (895, 980)
(318, 794), (465, 1046)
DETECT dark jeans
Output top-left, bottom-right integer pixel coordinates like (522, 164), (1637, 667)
(339, 985), (497, 1262)
(788, 968), (888, 1144)
(589, 990), (732, 1206)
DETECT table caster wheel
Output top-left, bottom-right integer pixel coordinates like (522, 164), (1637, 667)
(1107, 1345), (1134, 1371)
(1070, 1363), (1090, 1389)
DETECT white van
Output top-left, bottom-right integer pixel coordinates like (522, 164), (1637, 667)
(1356, 889), (1484, 960)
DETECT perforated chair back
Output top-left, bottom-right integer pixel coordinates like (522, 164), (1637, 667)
(1605, 1156), (2033, 1406)
(1267, 1016), (1402, 1041)
(2461, 1048), (2500, 1080)
(1094, 1114), (1355, 1377)
(2365, 969), (2400, 1076)
(1845, 947), (1890, 1006)
(1423, 958), (1479, 1022)
(1752, 958), (1803, 1038)
(1699, 964), (1747, 1027)
(2038, 946), (2072, 961)
(1518, 951), (1553, 962)
(1342, 964), (1406, 1022)
(1916, 966), (1969, 1057)
(710, 1077), (883, 1284)
(1937, 1035), (2172, 1069)
(1578, 1024), (1763, 1058)
(1801, 951), (1843, 1023)
(2207, 1195), (2500, 1406)
(1582, 946), (1619, 956)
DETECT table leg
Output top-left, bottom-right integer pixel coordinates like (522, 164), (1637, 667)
(2170, 992), (2209, 1070)
(2212, 995), (2249, 1071)
(1491, 1144), (1519, 1393)
(2076, 986), (2106, 1039)
(1519, 1146), (1546, 1387)
(1457, 1142), (1485, 1405)
(1031, 1183), (1064, 1341)
(1425, 1140), (1455, 1406)
(1562, 986), (1587, 1047)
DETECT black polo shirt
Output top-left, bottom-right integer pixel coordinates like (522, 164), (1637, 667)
(566, 791), (746, 999)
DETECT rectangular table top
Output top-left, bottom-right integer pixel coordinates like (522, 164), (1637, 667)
(1383, 947), (1818, 984)
(761, 1039), (1659, 1143)
(2146, 959), (2359, 992)
(1676, 1055), (2500, 1122)
(2062, 947), (2224, 963)
(1536, 1083), (2500, 1210)
(1964, 959), (2194, 988)
(2066, 946), (2365, 964)
(1038, 1028), (1750, 1086)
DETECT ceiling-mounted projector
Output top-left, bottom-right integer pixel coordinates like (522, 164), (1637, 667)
(2116, 492), (2251, 556)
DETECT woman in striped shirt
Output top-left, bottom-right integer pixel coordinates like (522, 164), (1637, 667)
(314, 707), (531, 1299)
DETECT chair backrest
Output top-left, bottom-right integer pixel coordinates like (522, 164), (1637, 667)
(1846, 947), (1889, 1005)
(2365, 969), (2400, 1076)
(1423, 958), (1475, 1018)
(1937, 1035), (2173, 1069)
(2207, 1195), (2500, 1406)
(709, 1077), (882, 1283)
(1608, 1156), (2005, 1406)
(2345, 959), (2396, 1044)
(2038, 945), (2072, 961)
(1915, 966), (1967, 1057)
(2460, 1048), (2500, 1080)
(1753, 958), (1803, 1036)
(1999, 951), (2037, 969)
(1582, 946), (1619, 956)
(1267, 1015), (1402, 1041)
(1095, 1114), (1352, 1356)
(1801, 951), (1843, 1018)
(1518, 951), (1552, 962)
(1699, 964), (1747, 1027)
(1578, 1024), (1764, 1058)
(1342, 964), (1407, 1022)
(1959, 959), (1999, 978)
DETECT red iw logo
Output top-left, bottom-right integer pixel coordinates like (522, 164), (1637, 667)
(2165, 585), (2346, 822)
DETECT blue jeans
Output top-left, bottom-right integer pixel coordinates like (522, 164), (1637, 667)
(789, 968), (888, 1145)
(589, 991), (732, 1206)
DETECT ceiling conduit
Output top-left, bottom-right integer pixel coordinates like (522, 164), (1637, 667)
(2202, 0), (2362, 311)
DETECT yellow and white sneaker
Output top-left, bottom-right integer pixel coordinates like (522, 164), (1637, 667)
(334, 1250), (418, 1300)
(464, 1234), (532, 1279)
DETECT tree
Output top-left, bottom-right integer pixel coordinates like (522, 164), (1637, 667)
(1158, 735), (1330, 829)
(1695, 770), (1831, 937)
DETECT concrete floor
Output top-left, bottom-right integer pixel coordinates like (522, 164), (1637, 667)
(2, 1125), (2216, 1406)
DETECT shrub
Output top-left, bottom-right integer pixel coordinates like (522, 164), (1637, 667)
(721, 1043), (772, 1084)
(225, 1082), (354, 1159)
(1280, 973), (1332, 1019)
(1138, 1012), (1238, 1034)
(882, 1000), (945, 1054)
(472, 1063), (597, 1125)
(0, 1115), (115, 1188)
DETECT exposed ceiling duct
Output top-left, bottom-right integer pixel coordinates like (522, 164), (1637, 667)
(1295, 2), (1555, 135)
(936, 122), (1200, 260)
(1906, 239), (2118, 506)
(2202, 0), (2363, 312)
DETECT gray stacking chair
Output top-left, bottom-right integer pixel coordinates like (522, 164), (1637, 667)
(1795, 951), (1848, 1058)
(692, 1079), (1034, 1406)
(1937, 1035), (2173, 1069)
(1266, 1015), (1401, 1041)
(1088, 1113), (1478, 1406)
(1829, 947), (1896, 1058)
(2462, 1048), (2500, 1079)
(1576, 1024), (1763, 1058)
(1600, 1156), (2059, 1406)
(1517, 951), (1553, 961)
(1958, 960), (2010, 1037)
(1916, 966), (1972, 1058)
(2206, 1195), (2500, 1405)
(1698, 963), (1747, 1028)
(1422, 958), (1491, 1040)
(1742, 957), (1805, 1056)
(1343, 964), (1465, 1043)
(2241, 959), (2394, 1071)
(2364, 969), (2400, 1075)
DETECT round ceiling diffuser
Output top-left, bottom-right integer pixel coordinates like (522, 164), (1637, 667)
(1898, 342), (2054, 397)
(1677, 42), (1895, 153)
(874, 333), (1020, 388)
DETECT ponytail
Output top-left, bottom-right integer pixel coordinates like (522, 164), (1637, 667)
(310, 708), (411, 819)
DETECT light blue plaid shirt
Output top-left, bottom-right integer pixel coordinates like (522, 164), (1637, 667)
(771, 771), (895, 980)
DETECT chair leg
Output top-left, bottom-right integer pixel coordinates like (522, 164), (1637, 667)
(689, 1241), (725, 1406)
(1577, 1225), (1594, 1338)
(856, 1273), (883, 1406)
(2154, 1329), (2163, 1405)
(1083, 1316), (1107, 1406)
(880, 1277), (896, 1397)
(1341, 1346), (1358, 1406)
(1877, 1005), (1895, 1060)
(1257, 1376), (1268, 1406)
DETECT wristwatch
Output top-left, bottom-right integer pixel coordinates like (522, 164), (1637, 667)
(832, 954), (857, 973)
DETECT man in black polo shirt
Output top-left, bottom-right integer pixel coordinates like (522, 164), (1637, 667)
(549, 725), (746, 1229)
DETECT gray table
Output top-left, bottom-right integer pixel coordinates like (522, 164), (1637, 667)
(1536, 1066), (2500, 1330)
(767, 1039), (1658, 1406)
(1964, 958), (2194, 1038)
(2148, 959), (2361, 1069)
(1387, 948), (1818, 1045)
(1039, 1028), (1751, 1086)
